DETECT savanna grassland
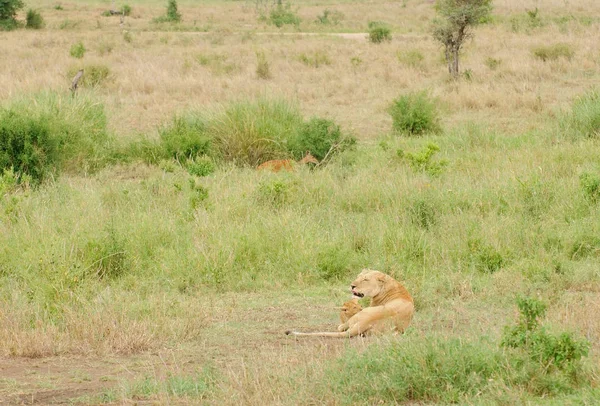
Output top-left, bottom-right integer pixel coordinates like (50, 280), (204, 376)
(1, 0), (600, 404)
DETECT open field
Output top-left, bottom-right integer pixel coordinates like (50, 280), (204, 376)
(1, 0), (600, 404)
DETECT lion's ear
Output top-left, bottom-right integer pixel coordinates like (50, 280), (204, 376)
(377, 274), (387, 284)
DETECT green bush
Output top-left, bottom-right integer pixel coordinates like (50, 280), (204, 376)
(153, 0), (181, 23)
(397, 143), (447, 176)
(467, 238), (506, 273)
(269, 3), (300, 28)
(25, 9), (44, 29)
(289, 117), (355, 161)
(159, 115), (212, 161)
(532, 43), (574, 62)
(121, 4), (131, 16)
(0, 0), (24, 31)
(0, 111), (57, 184)
(69, 41), (86, 58)
(580, 172), (600, 202)
(389, 91), (441, 136)
(185, 156), (215, 177)
(559, 90), (600, 138)
(67, 64), (110, 87)
(368, 21), (391, 43)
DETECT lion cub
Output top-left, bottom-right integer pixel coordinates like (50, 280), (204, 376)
(339, 298), (362, 324)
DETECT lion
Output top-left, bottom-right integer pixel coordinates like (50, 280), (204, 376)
(286, 269), (414, 338)
(257, 151), (319, 172)
(339, 297), (363, 324)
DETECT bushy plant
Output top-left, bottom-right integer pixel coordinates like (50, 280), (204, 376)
(153, 0), (181, 23)
(25, 9), (44, 29)
(502, 297), (590, 370)
(0, 111), (57, 184)
(69, 41), (86, 58)
(255, 51), (271, 79)
(397, 143), (447, 176)
(580, 172), (600, 202)
(368, 21), (391, 43)
(289, 117), (355, 161)
(0, 0), (24, 31)
(532, 43), (574, 62)
(467, 238), (505, 273)
(121, 4), (131, 16)
(269, 2), (300, 28)
(159, 116), (212, 161)
(389, 91), (441, 135)
(185, 156), (215, 177)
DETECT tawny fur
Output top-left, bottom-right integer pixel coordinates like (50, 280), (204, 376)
(286, 269), (414, 338)
(339, 298), (362, 324)
(257, 152), (318, 172)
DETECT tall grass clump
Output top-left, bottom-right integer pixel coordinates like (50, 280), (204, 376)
(0, 92), (110, 180)
(0, 0), (23, 30)
(368, 21), (391, 43)
(69, 41), (86, 58)
(207, 98), (303, 165)
(559, 90), (600, 138)
(532, 43), (574, 62)
(25, 9), (44, 29)
(389, 91), (441, 136)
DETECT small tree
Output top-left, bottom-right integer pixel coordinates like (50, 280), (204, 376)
(0, 0), (24, 30)
(432, 0), (492, 78)
(166, 0), (181, 22)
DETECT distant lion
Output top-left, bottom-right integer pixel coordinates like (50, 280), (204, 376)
(286, 269), (414, 338)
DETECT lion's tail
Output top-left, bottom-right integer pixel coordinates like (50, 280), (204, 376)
(285, 330), (351, 338)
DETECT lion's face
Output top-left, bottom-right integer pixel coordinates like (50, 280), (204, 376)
(340, 298), (362, 317)
(350, 269), (388, 298)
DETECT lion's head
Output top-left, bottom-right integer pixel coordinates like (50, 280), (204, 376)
(350, 269), (391, 299)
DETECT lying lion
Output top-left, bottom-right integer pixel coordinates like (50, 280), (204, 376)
(286, 269), (414, 338)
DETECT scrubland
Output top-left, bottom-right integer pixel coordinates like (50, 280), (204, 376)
(1, 0), (600, 404)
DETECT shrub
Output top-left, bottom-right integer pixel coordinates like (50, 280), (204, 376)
(185, 156), (215, 177)
(54, 4), (63, 11)
(397, 143), (447, 176)
(153, 0), (181, 23)
(397, 49), (425, 68)
(559, 90), (600, 138)
(25, 9), (44, 29)
(255, 51), (271, 79)
(368, 21), (391, 43)
(502, 297), (590, 370)
(532, 43), (574, 62)
(121, 4), (131, 16)
(467, 238), (505, 273)
(315, 9), (343, 25)
(159, 116), (212, 161)
(580, 172), (600, 202)
(67, 64), (110, 87)
(298, 51), (330, 68)
(69, 41), (86, 59)
(0, 0), (23, 31)
(289, 117), (355, 161)
(389, 91), (441, 136)
(0, 111), (57, 184)
(269, 3), (300, 28)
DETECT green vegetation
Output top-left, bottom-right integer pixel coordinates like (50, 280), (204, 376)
(367, 21), (391, 43)
(389, 91), (441, 136)
(396, 142), (447, 176)
(269, 2), (300, 28)
(154, 0), (181, 23)
(69, 41), (86, 58)
(559, 90), (600, 138)
(532, 43), (575, 62)
(25, 9), (44, 29)
(0, 0), (23, 30)
(289, 117), (355, 161)
(121, 4), (131, 16)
